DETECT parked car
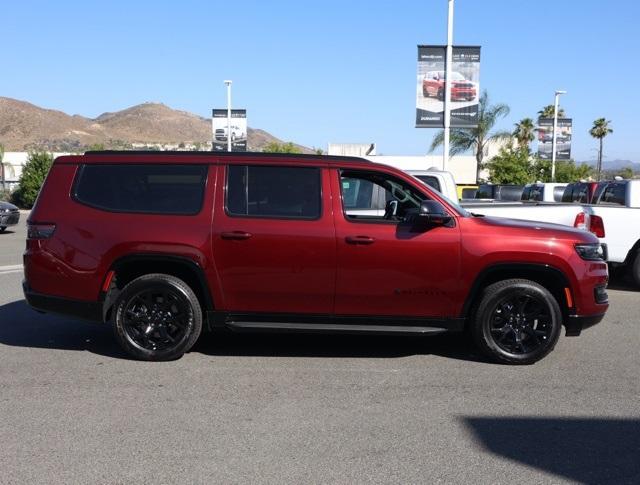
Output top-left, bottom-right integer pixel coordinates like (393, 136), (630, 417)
(474, 184), (525, 201)
(422, 71), (476, 101)
(562, 182), (607, 204)
(458, 185), (478, 200)
(0, 201), (20, 232)
(406, 169), (457, 200)
(24, 151), (608, 364)
(214, 125), (245, 141)
(521, 183), (567, 203)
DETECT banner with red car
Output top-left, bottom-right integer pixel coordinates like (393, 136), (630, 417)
(416, 45), (481, 128)
(537, 118), (572, 160)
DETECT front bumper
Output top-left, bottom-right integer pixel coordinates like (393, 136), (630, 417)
(564, 313), (606, 337)
(23, 281), (103, 322)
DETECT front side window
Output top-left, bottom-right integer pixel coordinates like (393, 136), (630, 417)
(74, 164), (208, 214)
(340, 170), (427, 222)
(226, 165), (321, 219)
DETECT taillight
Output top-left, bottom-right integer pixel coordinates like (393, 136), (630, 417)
(573, 212), (587, 231)
(27, 223), (56, 240)
(589, 215), (605, 238)
(573, 212), (605, 238)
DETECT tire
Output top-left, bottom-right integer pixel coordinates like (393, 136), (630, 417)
(437, 88), (444, 101)
(423, 87), (429, 98)
(112, 273), (203, 361)
(471, 279), (562, 365)
(0, 226), (6, 233)
(631, 250), (640, 288)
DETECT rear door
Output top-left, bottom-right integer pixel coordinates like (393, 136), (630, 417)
(212, 162), (336, 314)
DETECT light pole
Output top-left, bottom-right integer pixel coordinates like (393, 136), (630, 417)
(442, 0), (454, 172)
(224, 80), (232, 152)
(551, 89), (566, 182)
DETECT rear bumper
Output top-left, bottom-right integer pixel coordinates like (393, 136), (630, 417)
(564, 313), (605, 337)
(23, 281), (103, 322)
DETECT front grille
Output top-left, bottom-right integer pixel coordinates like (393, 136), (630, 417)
(454, 83), (474, 88)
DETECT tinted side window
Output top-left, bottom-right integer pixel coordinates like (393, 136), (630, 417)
(476, 185), (495, 199)
(226, 165), (321, 219)
(74, 164), (208, 214)
(599, 184), (626, 206)
(497, 186), (524, 201)
(414, 175), (441, 192)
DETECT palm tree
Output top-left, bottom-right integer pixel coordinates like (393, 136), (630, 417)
(590, 118), (613, 181)
(513, 118), (536, 150)
(429, 91), (511, 182)
(538, 105), (565, 119)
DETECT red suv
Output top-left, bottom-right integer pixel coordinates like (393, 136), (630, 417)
(422, 71), (477, 101)
(24, 152), (608, 364)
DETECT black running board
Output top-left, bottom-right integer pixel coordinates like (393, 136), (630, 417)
(224, 320), (449, 335)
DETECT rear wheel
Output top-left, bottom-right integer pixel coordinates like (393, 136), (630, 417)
(113, 273), (202, 361)
(0, 226), (6, 233)
(471, 279), (562, 365)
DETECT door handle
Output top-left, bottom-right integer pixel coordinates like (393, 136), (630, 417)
(221, 231), (253, 240)
(345, 235), (375, 245)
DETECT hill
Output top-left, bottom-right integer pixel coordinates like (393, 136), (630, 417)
(0, 97), (311, 153)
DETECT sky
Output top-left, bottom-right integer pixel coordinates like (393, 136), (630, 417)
(2, 0), (639, 162)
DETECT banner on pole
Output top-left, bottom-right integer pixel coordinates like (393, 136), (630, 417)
(537, 118), (572, 160)
(212, 109), (247, 152)
(416, 45), (481, 128)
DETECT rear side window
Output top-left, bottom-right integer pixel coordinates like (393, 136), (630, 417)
(74, 164), (208, 214)
(226, 165), (321, 219)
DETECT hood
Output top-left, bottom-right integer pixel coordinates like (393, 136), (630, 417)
(479, 215), (598, 243)
(0, 201), (18, 211)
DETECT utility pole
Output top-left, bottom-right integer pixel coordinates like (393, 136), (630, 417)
(224, 80), (233, 152)
(551, 89), (566, 182)
(443, 0), (454, 171)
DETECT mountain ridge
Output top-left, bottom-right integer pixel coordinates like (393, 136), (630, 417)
(0, 97), (311, 153)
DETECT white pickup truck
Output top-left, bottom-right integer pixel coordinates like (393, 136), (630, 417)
(406, 169), (640, 287)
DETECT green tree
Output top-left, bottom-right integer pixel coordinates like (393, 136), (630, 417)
(313, 147), (324, 155)
(538, 105), (565, 118)
(429, 91), (511, 183)
(533, 159), (593, 183)
(262, 142), (302, 154)
(513, 118), (536, 150)
(617, 166), (633, 179)
(87, 143), (105, 151)
(484, 146), (535, 184)
(589, 118), (613, 181)
(12, 151), (54, 208)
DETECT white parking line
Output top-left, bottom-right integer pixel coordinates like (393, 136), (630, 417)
(0, 264), (23, 275)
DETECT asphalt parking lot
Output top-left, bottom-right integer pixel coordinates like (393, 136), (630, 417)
(1, 217), (639, 483)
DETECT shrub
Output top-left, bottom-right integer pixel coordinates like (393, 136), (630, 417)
(12, 151), (54, 208)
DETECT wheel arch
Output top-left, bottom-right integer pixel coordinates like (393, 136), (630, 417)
(103, 254), (215, 323)
(461, 263), (572, 321)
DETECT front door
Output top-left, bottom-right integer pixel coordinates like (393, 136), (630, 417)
(332, 167), (461, 318)
(212, 163), (336, 314)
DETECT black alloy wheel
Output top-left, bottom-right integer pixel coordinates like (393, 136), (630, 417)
(472, 279), (562, 365)
(113, 274), (202, 361)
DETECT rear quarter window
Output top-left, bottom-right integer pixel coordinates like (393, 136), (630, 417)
(73, 164), (208, 215)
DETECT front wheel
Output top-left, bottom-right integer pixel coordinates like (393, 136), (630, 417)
(631, 250), (640, 288)
(471, 279), (562, 365)
(0, 226), (6, 233)
(113, 273), (203, 361)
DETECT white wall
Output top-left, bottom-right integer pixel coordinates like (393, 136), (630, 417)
(362, 155), (479, 184)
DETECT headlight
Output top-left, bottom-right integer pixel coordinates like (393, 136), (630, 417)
(575, 243), (605, 261)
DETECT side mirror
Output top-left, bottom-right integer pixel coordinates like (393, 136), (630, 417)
(416, 200), (452, 226)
